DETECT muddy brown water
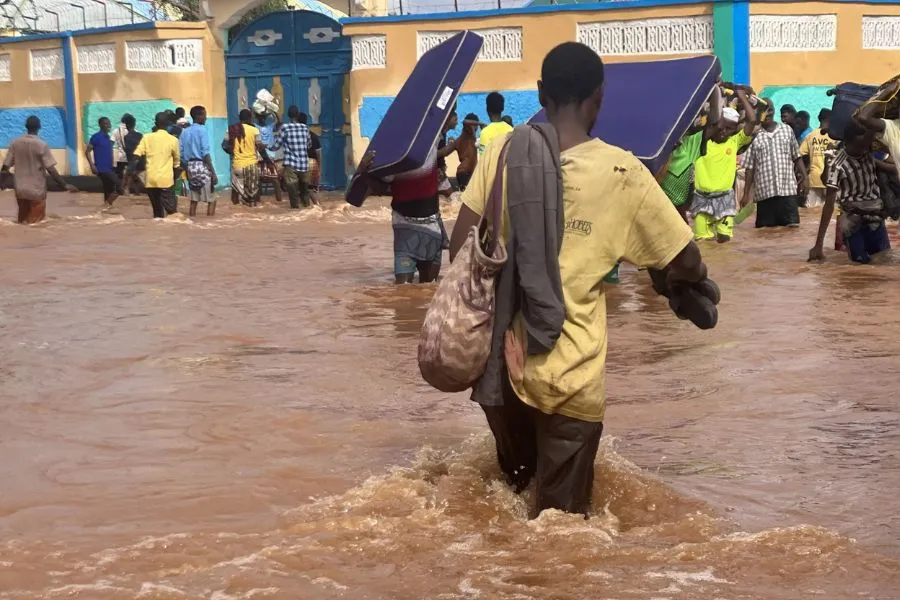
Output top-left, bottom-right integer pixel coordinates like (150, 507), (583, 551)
(1, 191), (899, 599)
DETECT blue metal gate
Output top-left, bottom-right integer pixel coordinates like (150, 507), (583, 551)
(226, 10), (351, 190)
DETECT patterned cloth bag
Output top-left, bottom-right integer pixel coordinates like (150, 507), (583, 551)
(418, 143), (509, 393)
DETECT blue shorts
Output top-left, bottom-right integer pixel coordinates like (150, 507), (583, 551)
(845, 221), (890, 264)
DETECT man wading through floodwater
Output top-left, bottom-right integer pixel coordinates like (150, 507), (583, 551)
(450, 42), (712, 517)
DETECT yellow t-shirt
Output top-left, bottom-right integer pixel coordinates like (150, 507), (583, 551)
(478, 121), (513, 155)
(133, 130), (180, 189)
(461, 136), (693, 422)
(233, 124), (260, 169)
(799, 128), (838, 189)
(694, 129), (752, 193)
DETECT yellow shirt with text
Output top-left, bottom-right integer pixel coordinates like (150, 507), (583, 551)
(461, 136), (693, 422)
(799, 128), (837, 188)
(133, 130), (180, 189)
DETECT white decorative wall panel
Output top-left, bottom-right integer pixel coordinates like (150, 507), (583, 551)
(0, 54), (10, 82)
(417, 31), (459, 59)
(576, 16), (714, 56)
(862, 16), (900, 49)
(416, 28), (523, 61)
(126, 39), (203, 72)
(77, 43), (116, 74)
(352, 34), (386, 70)
(30, 48), (63, 81)
(476, 28), (522, 62)
(749, 14), (837, 52)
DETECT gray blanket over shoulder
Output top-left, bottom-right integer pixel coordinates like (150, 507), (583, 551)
(471, 122), (565, 407)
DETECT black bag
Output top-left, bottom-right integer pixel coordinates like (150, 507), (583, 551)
(878, 169), (900, 220)
(827, 83), (879, 141)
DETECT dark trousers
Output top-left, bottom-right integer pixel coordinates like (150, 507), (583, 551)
(846, 220), (890, 264)
(283, 166), (310, 209)
(146, 187), (177, 219)
(755, 195), (800, 228)
(482, 375), (604, 517)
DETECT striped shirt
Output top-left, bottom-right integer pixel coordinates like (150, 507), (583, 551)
(824, 149), (882, 214)
(743, 123), (800, 201)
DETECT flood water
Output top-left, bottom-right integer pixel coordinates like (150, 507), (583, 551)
(1, 191), (899, 599)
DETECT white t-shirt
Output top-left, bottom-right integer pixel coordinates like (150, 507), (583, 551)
(878, 118), (900, 174)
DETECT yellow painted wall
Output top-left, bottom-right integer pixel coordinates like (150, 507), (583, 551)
(749, 2), (900, 89)
(0, 22), (226, 176)
(0, 38), (65, 108)
(75, 23), (226, 117)
(343, 4), (713, 164)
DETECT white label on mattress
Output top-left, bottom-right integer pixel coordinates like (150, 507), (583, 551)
(436, 86), (454, 110)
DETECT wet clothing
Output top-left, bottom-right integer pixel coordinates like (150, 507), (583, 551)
(16, 197), (46, 224)
(308, 158), (320, 190)
(186, 160), (214, 204)
(88, 131), (115, 173)
(283, 166), (310, 208)
(392, 209), (446, 275)
(691, 189), (737, 239)
(98, 171), (122, 200)
(482, 375), (603, 517)
(146, 187), (177, 219)
(844, 219), (890, 264)
(826, 149), (887, 263)
(4, 134), (56, 203)
(755, 195), (800, 228)
(385, 147), (443, 275)
(694, 211), (734, 240)
(232, 164), (260, 202)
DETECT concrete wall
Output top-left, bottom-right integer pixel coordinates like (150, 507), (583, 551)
(341, 0), (900, 167)
(0, 22), (229, 182)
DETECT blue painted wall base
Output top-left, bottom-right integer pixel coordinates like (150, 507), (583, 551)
(0, 107), (66, 148)
(360, 90), (541, 140)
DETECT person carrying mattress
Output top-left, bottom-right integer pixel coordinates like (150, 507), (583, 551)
(690, 90), (757, 243)
(355, 115), (454, 284)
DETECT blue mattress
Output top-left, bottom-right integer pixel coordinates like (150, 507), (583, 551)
(529, 55), (721, 175)
(345, 31), (484, 207)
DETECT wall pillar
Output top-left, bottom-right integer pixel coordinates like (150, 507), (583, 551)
(61, 34), (81, 176)
(712, 0), (750, 85)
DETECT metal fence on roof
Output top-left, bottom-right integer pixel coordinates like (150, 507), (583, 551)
(0, 0), (155, 34)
